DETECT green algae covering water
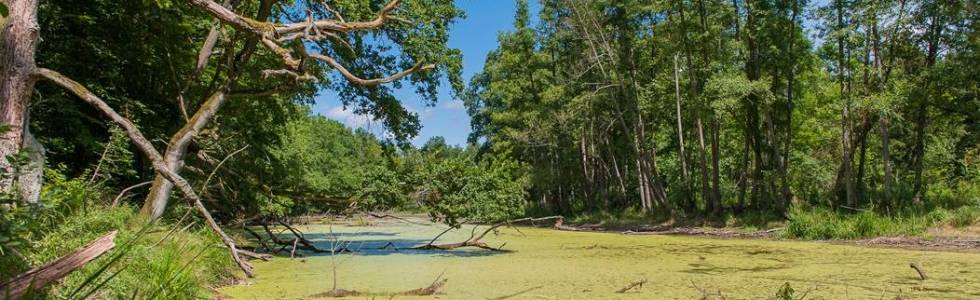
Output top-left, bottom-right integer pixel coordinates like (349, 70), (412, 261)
(217, 220), (980, 299)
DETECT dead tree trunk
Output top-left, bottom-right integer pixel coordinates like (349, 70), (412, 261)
(141, 91), (228, 219)
(0, 231), (117, 298)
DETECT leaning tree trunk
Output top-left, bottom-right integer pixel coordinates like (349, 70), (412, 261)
(0, 0), (43, 202)
(140, 0), (273, 220)
(141, 91), (227, 219)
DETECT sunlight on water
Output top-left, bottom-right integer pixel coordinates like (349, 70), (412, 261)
(218, 220), (980, 299)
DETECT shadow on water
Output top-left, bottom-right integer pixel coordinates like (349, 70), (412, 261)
(299, 231), (400, 238)
(277, 233), (508, 258)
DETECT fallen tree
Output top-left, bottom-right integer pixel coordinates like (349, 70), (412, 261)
(0, 231), (117, 298)
(413, 216), (563, 251)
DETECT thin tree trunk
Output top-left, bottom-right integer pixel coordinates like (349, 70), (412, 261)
(880, 115), (893, 201)
(710, 118), (721, 215)
(835, 0), (857, 207)
(673, 54), (690, 200)
(696, 116), (711, 214)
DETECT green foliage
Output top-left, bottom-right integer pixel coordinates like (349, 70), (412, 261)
(774, 282), (795, 300)
(2, 169), (233, 298)
(29, 207), (234, 299)
(463, 0), (978, 223)
(417, 155), (526, 226)
(264, 114), (388, 213)
(356, 166), (409, 209)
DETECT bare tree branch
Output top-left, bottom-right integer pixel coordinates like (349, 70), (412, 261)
(186, 0), (432, 86)
(111, 181), (153, 207)
(310, 54), (434, 86)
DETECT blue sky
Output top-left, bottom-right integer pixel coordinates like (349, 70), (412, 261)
(313, 0), (540, 147)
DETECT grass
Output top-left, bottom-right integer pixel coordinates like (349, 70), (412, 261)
(784, 205), (980, 240)
(24, 205), (235, 299)
(538, 202), (979, 241)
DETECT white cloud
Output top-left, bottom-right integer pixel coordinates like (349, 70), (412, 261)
(323, 106), (374, 129)
(443, 99), (465, 110)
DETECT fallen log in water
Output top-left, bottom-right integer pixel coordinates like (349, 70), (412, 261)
(412, 216), (563, 251)
(0, 231), (117, 298)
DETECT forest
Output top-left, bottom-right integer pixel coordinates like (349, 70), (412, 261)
(0, 0), (977, 299)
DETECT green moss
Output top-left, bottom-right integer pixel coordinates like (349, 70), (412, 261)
(218, 222), (980, 299)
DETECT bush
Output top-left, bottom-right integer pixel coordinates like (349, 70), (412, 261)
(943, 206), (980, 227)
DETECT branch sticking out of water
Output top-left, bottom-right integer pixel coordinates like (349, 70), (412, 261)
(413, 216), (564, 252)
(615, 278), (648, 293)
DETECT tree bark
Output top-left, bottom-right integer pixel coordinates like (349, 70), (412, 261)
(696, 116), (711, 214)
(673, 54), (691, 201)
(0, 231), (117, 298)
(141, 91), (227, 219)
(0, 0), (41, 198)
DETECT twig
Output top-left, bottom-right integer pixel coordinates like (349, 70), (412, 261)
(110, 181), (153, 207)
(910, 263), (927, 280)
(615, 278), (647, 293)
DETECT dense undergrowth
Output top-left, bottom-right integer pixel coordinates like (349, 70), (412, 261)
(556, 204), (979, 240)
(1, 171), (233, 299)
(784, 205), (980, 240)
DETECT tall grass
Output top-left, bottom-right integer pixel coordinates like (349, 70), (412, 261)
(784, 205), (979, 240)
(3, 170), (235, 299)
(23, 205), (235, 299)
